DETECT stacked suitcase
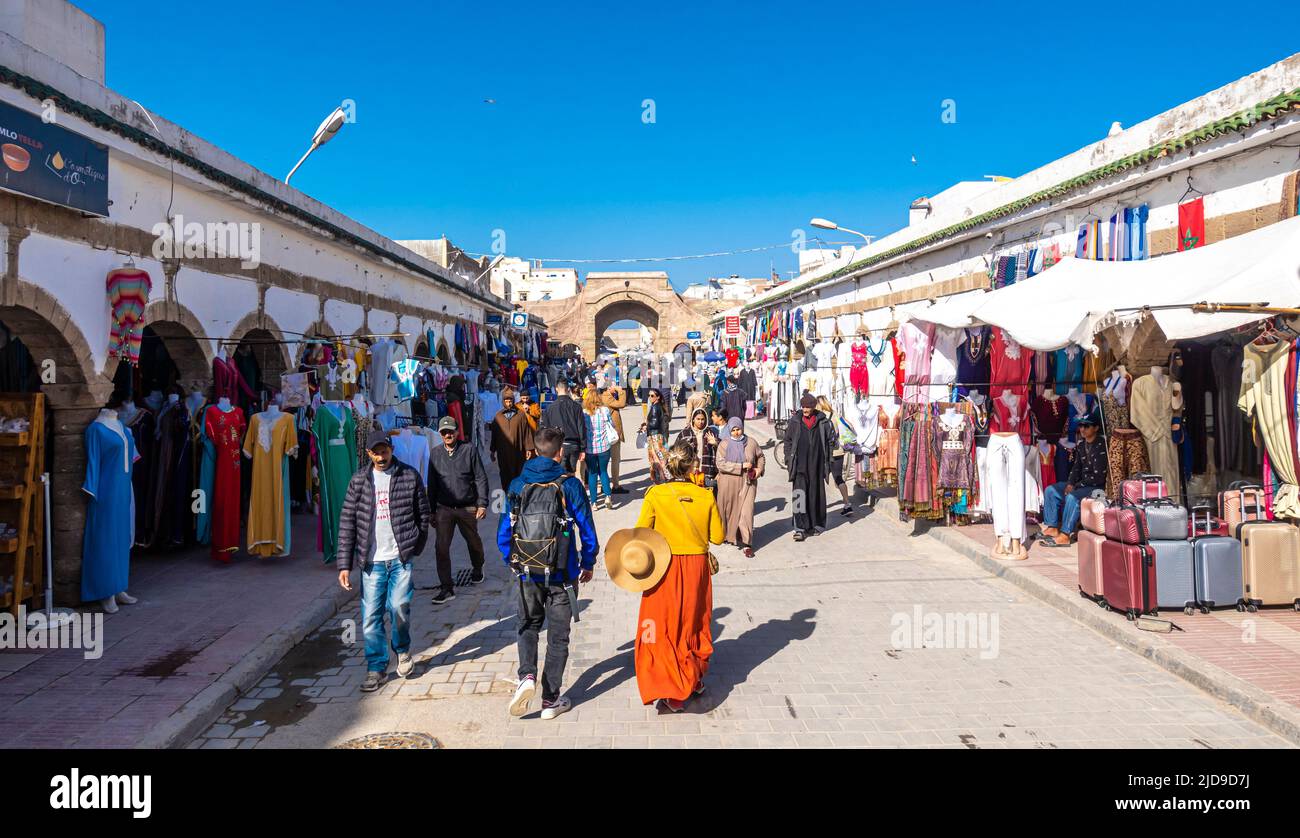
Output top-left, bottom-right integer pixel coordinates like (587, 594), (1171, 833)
(1099, 492), (1162, 620)
(1077, 495), (1108, 602)
(1228, 487), (1300, 611)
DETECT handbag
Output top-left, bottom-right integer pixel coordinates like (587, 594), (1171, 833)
(636, 430), (647, 449)
(667, 484), (720, 575)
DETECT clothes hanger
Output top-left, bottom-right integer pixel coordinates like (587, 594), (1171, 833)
(1178, 175), (1205, 204)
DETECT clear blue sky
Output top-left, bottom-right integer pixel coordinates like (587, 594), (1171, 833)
(79, 0), (1298, 294)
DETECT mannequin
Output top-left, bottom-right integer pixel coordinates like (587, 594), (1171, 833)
(216, 347), (228, 362)
(243, 396), (297, 558)
(988, 430), (1028, 559)
(83, 399), (140, 613)
(1130, 365), (1180, 502)
(217, 396), (232, 412)
(119, 400), (139, 424)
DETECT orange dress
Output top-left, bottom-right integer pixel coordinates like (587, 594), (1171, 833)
(633, 481), (724, 704)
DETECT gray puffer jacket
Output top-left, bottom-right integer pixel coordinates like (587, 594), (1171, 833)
(336, 460), (430, 572)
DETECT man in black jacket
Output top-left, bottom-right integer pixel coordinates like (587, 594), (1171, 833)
(428, 415), (490, 604)
(337, 430), (431, 692)
(541, 379), (587, 474)
(782, 394), (835, 542)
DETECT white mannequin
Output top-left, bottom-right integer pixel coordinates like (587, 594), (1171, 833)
(350, 393), (372, 417)
(217, 397), (233, 412)
(1150, 365), (1166, 387)
(990, 429), (1028, 560)
(217, 347), (228, 362)
(95, 407), (137, 614)
(167, 393), (180, 405)
(263, 402), (281, 421)
(118, 401), (138, 423)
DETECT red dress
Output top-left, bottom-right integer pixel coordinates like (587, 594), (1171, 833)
(204, 405), (246, 561)
(990, 328), (1033, 403)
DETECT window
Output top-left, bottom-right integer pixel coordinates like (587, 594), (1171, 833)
(518, 292), (528, 301)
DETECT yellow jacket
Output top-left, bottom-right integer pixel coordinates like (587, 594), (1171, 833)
(635, 481), (724, 554)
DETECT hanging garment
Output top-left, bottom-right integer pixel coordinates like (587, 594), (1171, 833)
(934, 411), (974, 489)
(1177, 197), (1206, 251)
(195, 407), (216, 545)
(986, 434), (1026, 541)
(1054, 347), (1084, 394)
(214, 356), (255, 406)
(314, 363), (348, 402)
(897, 320), (935, 403)
(391, 429), (431, 484)
(989, 328), (1032, 402)
(956, 327), (991, 398)
(990, 391), (1032, 445)
(204, 405), (246, 561)
(1212, 342), (1256, 474)
(1105, 428), (1150, 499)
(1130, 374), (1181, 503)
(242, 411), (298, 557)
(146, 400), (193, 550)
(106, 267), (152, 365)
(929, 327), (962, 402)
(280, 372), (311, 408)
(1239, 340), (1299, 518)
(313, 404), (357, 564)
(81, 419), (139, 602)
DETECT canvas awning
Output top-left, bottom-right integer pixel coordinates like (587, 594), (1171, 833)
(966, 215), (1300, 351)
(902, 289), (991, 329)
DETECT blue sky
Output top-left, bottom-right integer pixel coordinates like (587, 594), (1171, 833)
(79, 0), (1298, 297)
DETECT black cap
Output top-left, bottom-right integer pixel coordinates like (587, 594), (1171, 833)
(365, 430), (392, 451)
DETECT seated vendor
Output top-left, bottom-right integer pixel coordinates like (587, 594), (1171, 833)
(1040, 409), (1107, 547)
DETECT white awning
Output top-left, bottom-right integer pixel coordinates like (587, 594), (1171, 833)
(966, 215), (1300, 351)
(903, 289), (992, 329)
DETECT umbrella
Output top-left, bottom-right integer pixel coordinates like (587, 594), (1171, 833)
(702, 350), (725, 362)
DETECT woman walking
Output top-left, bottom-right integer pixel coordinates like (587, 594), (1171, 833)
(582, 388), (617, 509)
(633, 440), (723, 712)
(715, 417), (764, 556)
(816, 396), (857, 517)
(640, 388), (671, 485)
(674, 407), (719, 488)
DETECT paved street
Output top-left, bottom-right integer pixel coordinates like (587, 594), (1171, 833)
(192, 406), (1292, 749)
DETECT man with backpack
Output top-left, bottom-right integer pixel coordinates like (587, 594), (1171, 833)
(498, 426), (599, 720)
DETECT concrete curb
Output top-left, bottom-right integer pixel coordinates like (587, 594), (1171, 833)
(746, 416), (1300, 746)
(137, 583), (358, 749)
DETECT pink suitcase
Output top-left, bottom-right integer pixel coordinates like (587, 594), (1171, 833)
(1077, 530), (1106, 601)
(1080, 497), (1108, 536)
(1120, 473), (1167, 506)
(1100, 538), (1159, 619)
(1103, 503), (1148, 545)
(1219, 481), (1266, 533)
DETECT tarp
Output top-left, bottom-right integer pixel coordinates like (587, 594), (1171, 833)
(903, 289), (991, 329)
(968, 214), (1300, 351)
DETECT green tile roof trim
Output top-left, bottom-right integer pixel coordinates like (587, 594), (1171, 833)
(0, 64), (513, 313)
(743, 87), (1300, 314)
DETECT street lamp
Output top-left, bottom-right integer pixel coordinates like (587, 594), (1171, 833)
(285, 106), (349, 184)
(810, 217), (874, 245)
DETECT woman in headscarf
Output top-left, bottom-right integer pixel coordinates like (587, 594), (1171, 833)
(674, 408), (718, 488)
(489, 387), (535, 489)
(715, 416), (764, 556)
(634, 439), (724, 712)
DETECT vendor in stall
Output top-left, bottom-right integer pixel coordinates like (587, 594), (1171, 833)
(1038, 409), (1107, 547)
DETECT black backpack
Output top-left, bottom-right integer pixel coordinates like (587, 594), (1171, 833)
(507, 478), (573, 582)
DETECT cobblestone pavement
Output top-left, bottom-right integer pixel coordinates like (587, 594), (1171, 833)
(191, 405), (1293, 749)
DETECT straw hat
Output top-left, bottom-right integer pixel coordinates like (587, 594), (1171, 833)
(604, 528), (672, 593)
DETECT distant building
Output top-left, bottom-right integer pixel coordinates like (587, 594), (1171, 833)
(478, 257), (580, 303)
(681, 275), (772, 302)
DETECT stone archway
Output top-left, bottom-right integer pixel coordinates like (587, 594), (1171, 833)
(594, 297), (660, 357)
(228, 311), (293, 378)
(0, 279), (115, 606)
(144, 300), (213, 380)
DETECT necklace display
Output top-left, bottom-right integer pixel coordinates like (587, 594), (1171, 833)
(865, 338), (887, 366)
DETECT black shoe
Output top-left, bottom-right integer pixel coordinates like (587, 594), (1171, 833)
(612, 487), (630, 495)
(431, 588), (456, 605)
(840, 506), (855, 517)
(469, 570), (485, 585)
(793, 531), (806, 542)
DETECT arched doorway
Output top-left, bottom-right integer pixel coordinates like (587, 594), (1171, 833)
(594, 298), (660, 356)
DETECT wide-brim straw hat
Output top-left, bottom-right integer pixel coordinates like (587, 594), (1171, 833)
(604, 527), (672, 593)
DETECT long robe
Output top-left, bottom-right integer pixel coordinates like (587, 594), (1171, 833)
(313, 404), (357, 564)
(243, 411), (298, 557)
(490, 408), (534, 489)
(715, 436), (764, 546)
(1129, 374), (1181, 503)
(82, 420), (139, 602)
(783, 412), (832, 532)
(204, 405), (245, 561)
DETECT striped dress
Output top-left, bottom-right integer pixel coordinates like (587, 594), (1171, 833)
(106, 267), (152, 365)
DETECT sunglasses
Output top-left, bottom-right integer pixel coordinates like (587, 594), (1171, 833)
(440, 430), (457, 437)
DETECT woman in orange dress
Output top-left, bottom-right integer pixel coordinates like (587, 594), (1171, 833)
(633, 440), (724, 712)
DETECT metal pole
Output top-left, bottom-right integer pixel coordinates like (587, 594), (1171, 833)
(285, 142), (318, 185)
(41, 473), (52, 617)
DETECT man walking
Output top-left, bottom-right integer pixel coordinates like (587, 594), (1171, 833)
(541, 379), (587, 475)
(337, 430), (431, 692)
(499, 427), (599, 720)
(782, 394), (834, 542)
(428, 416), (490, 605)
(601, 383), (630, 495)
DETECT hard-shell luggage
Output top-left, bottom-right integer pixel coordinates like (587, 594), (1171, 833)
(1134, 497), (1188, 541)
(1219, 481), (1266, 531)
(1077, 530), (1106, 601)
(1120, 473), (1167, 506)
(1236, 520), (1300, 611)
(1188, 503), (1228, 538)
(1080, 496), (1108, 535)
(1192, 535), (1244, 612)
(1149, 539), (1196, 613)
(1103, 502), (1147, 545)
(1100, 538), (1158, 619)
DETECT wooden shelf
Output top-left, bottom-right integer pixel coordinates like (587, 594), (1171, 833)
(0, 431), (30, 447)
(0, 393), (44, 618)
(0, 484), (24, 499)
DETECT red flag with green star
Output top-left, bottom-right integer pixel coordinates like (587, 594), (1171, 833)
(1177, 197), (1205, 251)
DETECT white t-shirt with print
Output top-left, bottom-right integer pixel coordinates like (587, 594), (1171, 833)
(370, 468), (400, 563)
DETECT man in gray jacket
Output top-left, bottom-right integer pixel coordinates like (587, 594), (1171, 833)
(337, 430), (431, 692)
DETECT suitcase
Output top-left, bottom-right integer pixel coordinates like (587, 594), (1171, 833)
(1192, 535), (1244, 612)
(1149, 539), (1196, 612)
(1219, 481), (1266, 533)
(1134, 497), (1188, 541)
(1236, 520), (1300, 611)
(1188, 503), (1228, 538)
(1100, 538), (1159, 619)
(1077, 530), (1106, 601)
(1120, 473), (1167, 506)
(1080, 496), (1108, 536)
(1103, 501), (1147, 545)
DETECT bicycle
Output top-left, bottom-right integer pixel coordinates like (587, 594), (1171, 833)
(772, 416), (788, 470)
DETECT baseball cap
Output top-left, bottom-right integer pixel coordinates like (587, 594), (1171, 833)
(438, 416), (459, 434)
(365, 430), (391, 451)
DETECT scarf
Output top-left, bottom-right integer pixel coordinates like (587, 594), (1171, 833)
(723, 417), (747, 463)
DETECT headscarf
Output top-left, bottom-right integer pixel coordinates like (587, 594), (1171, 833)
(689, 408), (709, 454)
(723, 416), (746, 463)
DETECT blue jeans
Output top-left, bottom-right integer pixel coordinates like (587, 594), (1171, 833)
(586, 449), (612, 504)
(1042, 482), (1099, 535)
(361, 560), (412, 672)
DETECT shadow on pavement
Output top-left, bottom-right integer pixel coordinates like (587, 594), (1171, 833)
(691, 608), (818, 714)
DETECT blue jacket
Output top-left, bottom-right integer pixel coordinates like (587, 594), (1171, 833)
(498, 457), (599, 583)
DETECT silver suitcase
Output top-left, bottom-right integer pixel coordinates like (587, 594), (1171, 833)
(1149, 538), (1196, 612)
(1136, 497), (1189, 541)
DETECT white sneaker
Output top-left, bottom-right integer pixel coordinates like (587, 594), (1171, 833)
(509, 676), (536, 717)
(100, 597), (118, 614)
(540, 696), (572, 720)
(115, 592), (138, 605)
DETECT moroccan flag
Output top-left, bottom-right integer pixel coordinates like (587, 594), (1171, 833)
(1178, 197), (1205, 251)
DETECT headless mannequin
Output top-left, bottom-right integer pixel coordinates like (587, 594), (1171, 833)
(96, 408), (137, 613)
(990, 430), (1028, 560)
(119, 400), (138, 424)
(217, 347), (228, 362)
(217, 396), (233, 412)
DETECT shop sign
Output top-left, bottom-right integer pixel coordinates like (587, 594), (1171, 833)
(686, 331), (701, 340)
(486, 313), (503, 325)
(0, 99), (109, 216)
(725, 316), (740, 336)
(510, 311), (529, 330)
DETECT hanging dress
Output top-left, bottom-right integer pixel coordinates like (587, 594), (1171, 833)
(243, 411), (299, 558)
(313, 404), (357, 564)
(204, 405), (246, 561)
(81, 419), (139, 602)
